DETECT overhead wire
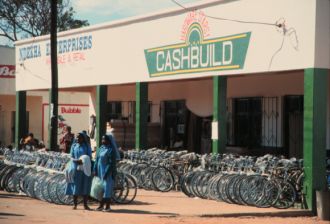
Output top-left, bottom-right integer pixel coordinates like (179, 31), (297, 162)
(171, 0), (280, 28)
(170, 0), (299, 70)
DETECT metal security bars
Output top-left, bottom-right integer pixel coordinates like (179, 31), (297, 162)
(227, 97), (280, 151)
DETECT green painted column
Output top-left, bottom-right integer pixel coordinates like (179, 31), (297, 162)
(303, 68), (328, 213)
(15, 91), (27, 148)
(96, 85), (107, 148)
(212, 76), (227, 154)
(135, 82), (148, 150)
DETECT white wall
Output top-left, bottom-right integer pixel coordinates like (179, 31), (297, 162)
(41, 91), (90, 145)
(15, 0), (320, 91)
(0, 95), (42, 146)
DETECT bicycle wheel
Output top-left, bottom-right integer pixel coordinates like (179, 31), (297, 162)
(196, 171), (214, 199)
(152, 166), (174, 192)
(272, 178), (296, 209)
(113, 173), (137, 204)
(113, 172), (129, 203)
(255, 178), (279, 208)
(180, 172), (195, 198)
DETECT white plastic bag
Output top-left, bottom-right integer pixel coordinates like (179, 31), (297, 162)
(90, 176), (104, 201)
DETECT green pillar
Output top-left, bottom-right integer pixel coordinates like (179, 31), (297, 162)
(303, 68), (328, 213)
(135, 82), (148, 150)
(15, 91), (27, 148)
(96, 85), (107, 148)
(212, 76), (227, 154)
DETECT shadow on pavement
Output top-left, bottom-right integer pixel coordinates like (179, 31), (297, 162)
(0, 193), (30, 200)
(120, 200), (154, 206)
(111, 209), (178, 216)
(0, 212), (25, 217)
(201, 210), (313, 218)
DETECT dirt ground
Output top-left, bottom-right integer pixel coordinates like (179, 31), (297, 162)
(0, 190), (328, 224)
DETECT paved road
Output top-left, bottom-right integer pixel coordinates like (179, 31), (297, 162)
(0, 190), (327, 224)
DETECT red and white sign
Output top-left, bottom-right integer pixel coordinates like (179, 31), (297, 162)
(0, 65), (15, 78)
(180, 10), (210, 41)
(42, 104), (89, 143)
(61, 106), (82, 114)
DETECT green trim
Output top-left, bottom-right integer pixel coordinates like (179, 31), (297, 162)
(96, 85), (107, 148)
(303, 68), (328, 213)
(212, 140), (218, 154)
(212, 76), (227, 154)
(213, 76), (219, 120)
(135, 83), (140, 150)
(135, 82), (148, 150)
(15, 91), (26, 148)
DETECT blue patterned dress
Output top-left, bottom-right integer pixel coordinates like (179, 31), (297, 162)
(65, 142), (92, 196)
(93, 144), (117, 199)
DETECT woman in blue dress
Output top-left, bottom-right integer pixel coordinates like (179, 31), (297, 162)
(65, 132), (92, 210)
(93, 135), (117, 212)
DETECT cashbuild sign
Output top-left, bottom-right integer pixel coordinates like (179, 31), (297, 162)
(145, 11), (251, 77)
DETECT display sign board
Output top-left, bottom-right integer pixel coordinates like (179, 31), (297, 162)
(145, 23), (250, 77)
(0, 65), (15, 78)
(42, 104), (89, 145)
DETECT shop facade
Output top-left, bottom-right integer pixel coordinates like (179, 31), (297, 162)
(0, 46), (90, 147)
(15, 0), (329, 212)
(0, 45), (44, 146)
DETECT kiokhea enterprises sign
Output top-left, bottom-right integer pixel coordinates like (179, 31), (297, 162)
(145, 18), (251, 77)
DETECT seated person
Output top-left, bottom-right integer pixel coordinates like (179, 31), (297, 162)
(173, 136), (183, 149)
(22, 133), (39, 151)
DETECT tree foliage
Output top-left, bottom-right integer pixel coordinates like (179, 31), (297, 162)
(0, 0), (89, 42)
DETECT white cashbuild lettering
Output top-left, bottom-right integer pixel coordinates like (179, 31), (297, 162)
(181, 48), (190, 69)
(165, 51), (173, 71)
(212, 44), (222, 66)
(222, 41), (233, 65)
(156, 51), (165, 71)
(172, 49), (181, 70)
(200, 45), (209, 68)
(190, 46), (199, 68)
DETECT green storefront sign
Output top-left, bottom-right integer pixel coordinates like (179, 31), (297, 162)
(145, 23), (251, 77)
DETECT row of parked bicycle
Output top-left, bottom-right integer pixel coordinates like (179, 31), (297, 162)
(0, 148), (137, 205)
(118, 149), (305, 209)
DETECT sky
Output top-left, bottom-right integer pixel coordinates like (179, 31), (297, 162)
(71, 0), (202, 25)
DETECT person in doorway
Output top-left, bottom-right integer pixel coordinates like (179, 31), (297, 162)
(173, 135), (183, 149)
(60, 126), (74, 154)
(89, 115), (96, 139)
(65, 132), (92, 210)
(106, 121), (115, 136)
(93, 135), (117, 212)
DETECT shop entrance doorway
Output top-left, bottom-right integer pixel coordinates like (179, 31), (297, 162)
(161, 100), (187, 149)
(284, 95), (303, 158)
(233, 97), (262, 149)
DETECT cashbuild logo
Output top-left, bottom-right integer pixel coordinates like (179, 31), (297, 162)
(144, 11), (251, 77)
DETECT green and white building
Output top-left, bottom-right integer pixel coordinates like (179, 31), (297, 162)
(14, 0), (329, 212)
